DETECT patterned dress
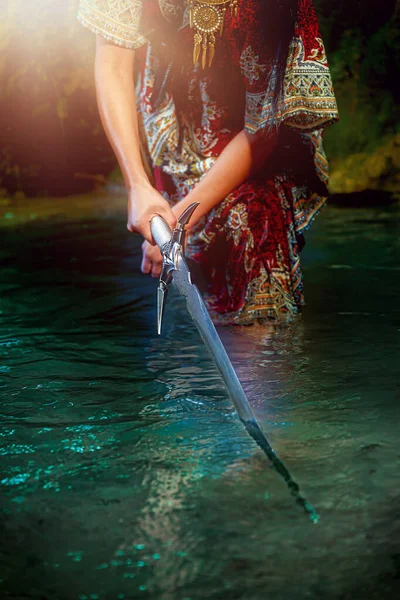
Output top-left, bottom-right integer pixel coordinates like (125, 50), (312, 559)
(78, 0), (339, 324)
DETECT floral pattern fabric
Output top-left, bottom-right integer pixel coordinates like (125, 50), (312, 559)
(240, 0), (338, 132)
(78, 0), (339, 325)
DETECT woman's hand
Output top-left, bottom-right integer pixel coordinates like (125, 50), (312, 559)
(127, 181), (177, 244)
(141, 240), (163, 278)
(94, 38), (177, 244)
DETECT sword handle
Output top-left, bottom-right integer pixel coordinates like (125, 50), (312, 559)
(150, 215), (172, 255)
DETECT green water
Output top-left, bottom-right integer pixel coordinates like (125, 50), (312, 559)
(0, 198), (399, 599)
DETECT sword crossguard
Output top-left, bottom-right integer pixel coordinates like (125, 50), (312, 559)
(150, 202), (199, 335)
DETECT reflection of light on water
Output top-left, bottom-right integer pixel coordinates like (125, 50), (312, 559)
(1, 473), (30, 486)
(0, 444), (35, 455)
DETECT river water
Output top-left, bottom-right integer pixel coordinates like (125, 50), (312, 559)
(0, 195), (399, 600)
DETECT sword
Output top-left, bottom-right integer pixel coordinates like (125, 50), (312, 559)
(150, 203), (318, 522)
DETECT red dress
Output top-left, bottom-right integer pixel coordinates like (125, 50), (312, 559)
(78, 0), (339, 324)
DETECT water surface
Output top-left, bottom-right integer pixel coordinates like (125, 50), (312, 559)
(1, 195), (399, 599)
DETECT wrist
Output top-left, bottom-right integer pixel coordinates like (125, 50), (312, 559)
(173, 196), (201, 226)
(126, 172), (150, 194)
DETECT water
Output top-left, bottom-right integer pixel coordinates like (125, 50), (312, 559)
(0, 195), (399, 599)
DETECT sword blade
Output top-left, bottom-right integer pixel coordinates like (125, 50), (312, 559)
(170, 252), (318, 523)
(157, 281), (168, 335)
(150, 213), (318, 521)
(172, 253), (256, 423)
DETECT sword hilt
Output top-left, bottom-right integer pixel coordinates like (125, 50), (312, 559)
(150, 203), (199, 335)
(176, 203), (199, 229)
(150, 215), (172, 256)
(150, 202), (199, 254)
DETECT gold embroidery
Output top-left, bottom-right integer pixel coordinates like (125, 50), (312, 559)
(77, 1), (240, 64)
(189, 1), (239, 68)
(77, 0), (147, 49)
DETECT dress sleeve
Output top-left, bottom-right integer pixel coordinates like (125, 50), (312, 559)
(241, 0), (339, 133)
(77, 0), (148, 49)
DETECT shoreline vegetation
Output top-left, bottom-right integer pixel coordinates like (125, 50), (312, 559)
(329, 134), (400, 196)
(0, 0), (399, 203)
(1, 191), (398, 235)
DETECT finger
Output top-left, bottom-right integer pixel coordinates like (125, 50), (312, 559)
(149, 246), (163, 263)
(141, 221), (155, 245)
(151, 261), (162, 278)
(141, 255), (152, 274)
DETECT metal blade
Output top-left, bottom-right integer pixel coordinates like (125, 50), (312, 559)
(149, 213), (318, 521)
(172, 253), (256, 423)
(177, 202), (199, 228)
(157, 282), (168, 336)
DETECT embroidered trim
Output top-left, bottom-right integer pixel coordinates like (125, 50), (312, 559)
(245, 37), (339, 133)
(77, 0), (148, 49)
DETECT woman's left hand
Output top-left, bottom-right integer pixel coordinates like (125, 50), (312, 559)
(141, 240), (163, 278)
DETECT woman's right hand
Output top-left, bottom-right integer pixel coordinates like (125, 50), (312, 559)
(127, 181), (177, 244)
(94, 38), (176, 245)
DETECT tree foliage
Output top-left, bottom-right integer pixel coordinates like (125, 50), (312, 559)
(314, 0), (400, 157)
(0, 1), (114, 196)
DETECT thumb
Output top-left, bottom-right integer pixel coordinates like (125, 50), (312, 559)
(160, 205), (177, 233)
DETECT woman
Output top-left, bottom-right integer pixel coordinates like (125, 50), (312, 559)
(78, 0), (338, 324)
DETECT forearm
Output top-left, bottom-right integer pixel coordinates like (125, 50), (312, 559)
(175, 128), (279, 223)
(94, 38), (147, 190)
(94, 37), (177, 241)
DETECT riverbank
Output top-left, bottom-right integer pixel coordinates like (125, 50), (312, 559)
(328, 134), (400, 195)
(0, 191), (126, 229)
(1, 187), (398, 234)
